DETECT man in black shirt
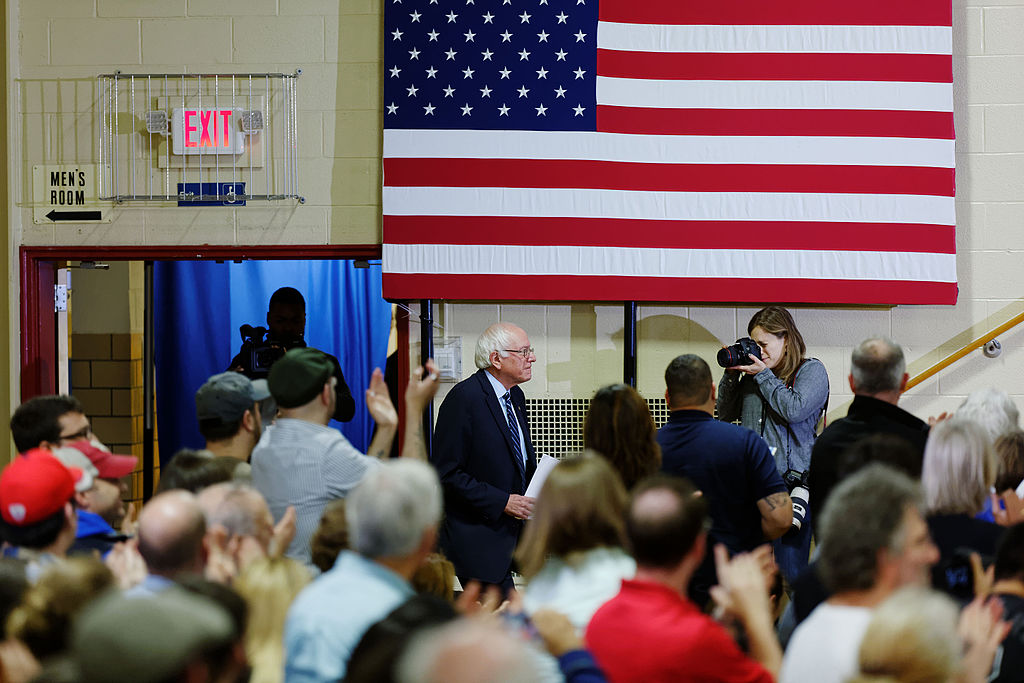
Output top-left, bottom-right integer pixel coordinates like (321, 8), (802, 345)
(808, 337), (929, 532)
(229, 286), (355, 422)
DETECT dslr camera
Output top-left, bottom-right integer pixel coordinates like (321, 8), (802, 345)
(239, 324), (304, 379)
(717, 337), (762, 368)
(783, 469), (810, 532)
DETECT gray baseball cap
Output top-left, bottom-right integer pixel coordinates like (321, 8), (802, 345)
(195, 372), (270, 425)
(73, 588), (235, 683)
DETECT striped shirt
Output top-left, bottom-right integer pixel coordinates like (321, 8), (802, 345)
(250, 418), (381, 569)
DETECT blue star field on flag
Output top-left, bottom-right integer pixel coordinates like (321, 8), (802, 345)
(383, 0), (598, 130)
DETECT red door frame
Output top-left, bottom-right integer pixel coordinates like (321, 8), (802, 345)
(19, 244), (388, 400)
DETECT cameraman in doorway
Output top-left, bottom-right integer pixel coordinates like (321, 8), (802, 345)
(229, 286), (356, 422)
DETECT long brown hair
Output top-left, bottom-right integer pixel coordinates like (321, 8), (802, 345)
(515, 454), (629, 578)
(748, 306), (806, 385)
(583, 384), (661, 490)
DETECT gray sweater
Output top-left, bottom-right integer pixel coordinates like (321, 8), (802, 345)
(716, 358), (829, 475)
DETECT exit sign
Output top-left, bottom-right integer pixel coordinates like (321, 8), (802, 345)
(171, 107), (245, 155)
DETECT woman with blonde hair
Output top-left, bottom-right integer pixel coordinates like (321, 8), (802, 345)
(717, 305), (829, 583)
(516, 454), (634, 630)
(850, 587), (1008, 683)
(233, 556), (311, 683)
(583, 384), (661, 490)
(922, 417), (1004, 598)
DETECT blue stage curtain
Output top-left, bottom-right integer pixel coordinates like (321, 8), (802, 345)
(154, 260), (390, 465)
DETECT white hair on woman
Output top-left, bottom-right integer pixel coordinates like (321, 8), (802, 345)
(957, 388), (1020, 445)
(922, 416), (995, 515)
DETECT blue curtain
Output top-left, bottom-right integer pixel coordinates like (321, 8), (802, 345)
(154, 260), (390, 464)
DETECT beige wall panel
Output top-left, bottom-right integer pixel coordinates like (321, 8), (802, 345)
(19, 19), (49, 67)
(143, 207), (235, 244)
(187, 0), (277, 17)
(336, 14), (380, 64)
(984, 105), (1024, 152)
(72, 262), (132, 334)
(48, 214), (147, 246)
(298, 110), (324, 158)
(20, 1), (95, 19)
(231, 17), (324, 63)
(283, 0), (347, 16)
(50, 19), (140, 66)
(983, 7), (1024, 53)
(960, 153), (1024, 201)
(328, 205), (379, 244)
(966, 56), (1024, 103)
(142, 19), (231, 64)
(959, 7), (984, 53)
(99, 0), (187, 18)
(324, 111), (381, 158)
(956, 105), (985, 151)
(236, 205), (330, 244)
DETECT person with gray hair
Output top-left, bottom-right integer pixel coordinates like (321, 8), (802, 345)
(808, 338), (930, 533)
(922, 416), (1004, 599)
(282, 460), (443, 683)
(780, 464), (939, 683)
(957, 388), (1020, 446)
(432, 322), (538, 595)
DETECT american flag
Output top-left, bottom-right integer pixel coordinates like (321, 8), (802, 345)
(381, 0), (955, 304)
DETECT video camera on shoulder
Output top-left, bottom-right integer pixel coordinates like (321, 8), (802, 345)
(239, 324), (305, 379)
(717, 337), (762, 368)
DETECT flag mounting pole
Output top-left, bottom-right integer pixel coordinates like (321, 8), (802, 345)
(624, 302), (637, 388)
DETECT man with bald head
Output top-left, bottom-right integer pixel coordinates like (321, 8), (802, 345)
(130, 489), (207, 596)
(197, 482), (280, 572)
(432, 322), (538, 594)
(586, 476), (781, 682)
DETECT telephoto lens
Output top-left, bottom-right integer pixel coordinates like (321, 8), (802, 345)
(716, 338), (762, 368)
(790, 485), (809, 531)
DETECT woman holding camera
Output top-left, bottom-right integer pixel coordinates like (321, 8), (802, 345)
(716, 306), (829, 583)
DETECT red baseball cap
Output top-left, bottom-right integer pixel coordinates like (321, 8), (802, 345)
(0, 449), (85, 526)
(60, 440), (137, 479)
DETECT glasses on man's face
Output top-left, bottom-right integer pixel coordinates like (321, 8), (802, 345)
(59, 426), (92, 444)
(503, 347), (536, 360)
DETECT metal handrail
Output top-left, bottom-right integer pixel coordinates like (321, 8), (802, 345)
(905, 310), (1024, 390)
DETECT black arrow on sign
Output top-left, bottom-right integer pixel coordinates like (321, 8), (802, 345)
(46, 209), (102, 222)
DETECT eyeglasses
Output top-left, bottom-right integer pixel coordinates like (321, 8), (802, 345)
(502, 347), (536, 359)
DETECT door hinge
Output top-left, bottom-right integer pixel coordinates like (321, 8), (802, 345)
(54, 284), (68, 312)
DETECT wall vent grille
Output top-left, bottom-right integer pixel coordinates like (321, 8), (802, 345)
(525, 396), (670, 458)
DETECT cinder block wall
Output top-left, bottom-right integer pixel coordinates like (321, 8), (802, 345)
(7, 1), (1024, 433)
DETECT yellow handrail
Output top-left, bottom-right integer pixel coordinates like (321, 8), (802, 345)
(905, 310), (1024, 391)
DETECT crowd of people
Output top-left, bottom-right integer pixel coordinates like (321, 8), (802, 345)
(1, 301), (1023, 683)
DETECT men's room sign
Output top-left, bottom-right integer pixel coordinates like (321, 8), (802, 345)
(33, 164), (111, 224)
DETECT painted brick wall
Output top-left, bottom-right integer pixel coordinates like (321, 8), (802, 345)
(9, 0), (1024, 427)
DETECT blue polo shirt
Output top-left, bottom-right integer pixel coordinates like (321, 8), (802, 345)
(657, 410), (787, 555)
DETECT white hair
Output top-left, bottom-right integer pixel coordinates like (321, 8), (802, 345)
(473, 323), (520, 370)
(922, 417), (995, 515)
(956, 388), (1020, 444)
(396, 619), (541, 683)
(346, 460), (442, 559)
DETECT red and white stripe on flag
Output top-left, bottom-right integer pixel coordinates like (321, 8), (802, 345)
(382, 0), (955, 304)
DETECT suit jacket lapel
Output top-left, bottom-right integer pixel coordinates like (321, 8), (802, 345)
(475, 370), (521, 460)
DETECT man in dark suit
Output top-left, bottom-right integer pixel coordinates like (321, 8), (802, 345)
(432, 323), (538, 594)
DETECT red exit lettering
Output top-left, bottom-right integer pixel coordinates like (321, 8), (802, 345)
(184, 109), (234, 148)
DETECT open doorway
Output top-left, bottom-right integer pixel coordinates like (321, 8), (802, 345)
(20, 245), (397, 506)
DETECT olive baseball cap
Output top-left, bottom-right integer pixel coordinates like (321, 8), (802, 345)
(267, 347), (333, 408)
(195, 372), (271, 426)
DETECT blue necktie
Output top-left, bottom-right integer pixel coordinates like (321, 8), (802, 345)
(503, 391), (526, 489)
